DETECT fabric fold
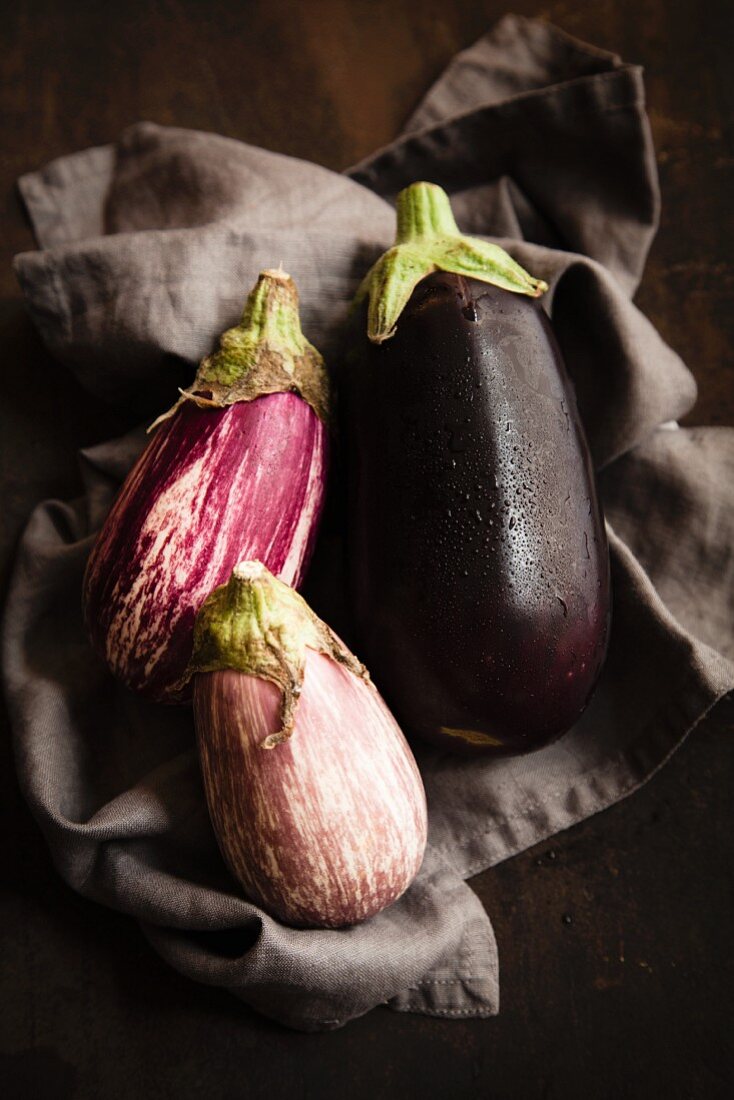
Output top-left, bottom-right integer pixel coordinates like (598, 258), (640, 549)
(2, 462), (499, 1030)
(349, 15), (660, 294)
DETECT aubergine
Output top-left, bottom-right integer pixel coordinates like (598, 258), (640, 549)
(83, 270), (329, 703)
(189, 561), (427, 929)
(344, 182), (610, 754)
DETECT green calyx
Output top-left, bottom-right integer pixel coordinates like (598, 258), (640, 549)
(188, 561), (370, 749)
(353, 182), (549, 344)
(151, 269), (329, 430)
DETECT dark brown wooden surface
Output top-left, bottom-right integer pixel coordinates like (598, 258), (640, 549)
(2, 2), (733, 1097)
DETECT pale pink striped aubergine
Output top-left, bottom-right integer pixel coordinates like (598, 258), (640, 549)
(190, 562), (428, 929)
(83, 271), (330, 704)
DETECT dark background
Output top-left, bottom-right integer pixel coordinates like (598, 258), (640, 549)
(2, 2), (733, 1097)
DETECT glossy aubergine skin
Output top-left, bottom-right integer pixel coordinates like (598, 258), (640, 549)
(345, 273), (610, 754)
(83, 393), (327, 703)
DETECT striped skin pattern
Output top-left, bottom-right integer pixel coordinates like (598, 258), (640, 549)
(194, 651), (428, 928)
(83, 393), (327, 703)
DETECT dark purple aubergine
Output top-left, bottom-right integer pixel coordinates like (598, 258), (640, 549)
(344, 182), (610, 754)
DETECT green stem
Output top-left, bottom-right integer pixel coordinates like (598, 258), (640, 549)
(150, 270), (330, 430)
(395, 182), (460, 242)
(353, 181), (549, 344)
(186, 561), (370, 748)
(216, 269), (309, 385)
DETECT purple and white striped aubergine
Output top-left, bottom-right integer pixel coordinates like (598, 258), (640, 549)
(189, 561), (428, 929)
(83, 270), (330, 704)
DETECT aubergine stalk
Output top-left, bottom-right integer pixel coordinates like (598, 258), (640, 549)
(344, 182), (611, 754)
(188, 561), (428, 929)
(83, 270), (330, 703)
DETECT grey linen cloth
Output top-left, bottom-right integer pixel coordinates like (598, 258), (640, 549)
(5, 15), (734, 1030)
